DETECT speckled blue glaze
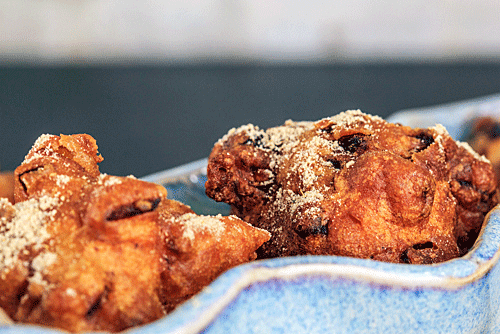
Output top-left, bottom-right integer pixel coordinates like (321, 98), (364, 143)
(126, 205), (500, 334)
(3, 94), (500, 334)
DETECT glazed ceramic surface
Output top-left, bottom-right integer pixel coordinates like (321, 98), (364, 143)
(3, 94), (500, 334)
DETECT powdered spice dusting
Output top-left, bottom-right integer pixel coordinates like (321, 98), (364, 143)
(29, 252), (58, 286)
(173, 213), (227, 241)
(97, 174), (123, 187)
(21, 134), (58, 165)
(0, 196), (58, 271)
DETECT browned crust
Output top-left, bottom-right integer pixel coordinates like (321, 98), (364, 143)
(206, 110), (498, 263)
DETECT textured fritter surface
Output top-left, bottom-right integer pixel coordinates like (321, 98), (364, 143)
(0, 134), (269, 333)
(206, 110), (498, 264)
(157, 199), (270, 312)
(466, 116), (500, 187)
(0, 172), (14, 204)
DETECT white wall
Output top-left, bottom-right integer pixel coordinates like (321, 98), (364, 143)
(1, 0), (500, 64)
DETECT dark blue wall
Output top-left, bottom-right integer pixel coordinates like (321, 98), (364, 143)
(2, 63), (500, 177)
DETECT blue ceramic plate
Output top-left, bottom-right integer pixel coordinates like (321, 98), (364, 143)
(3, 94), (500, 334)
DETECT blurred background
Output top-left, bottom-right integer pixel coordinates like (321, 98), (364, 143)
(2, 0), (500, 177)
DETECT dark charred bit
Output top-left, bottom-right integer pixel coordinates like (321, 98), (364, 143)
(295, 217), (328, 239)
(327, 159), (342, 169)
(319, 124), (336, 134)
(253, 181), (275, 195)
(15, 280), (30, 305)
(412, 241), (434, 250)
(18, 167), (43, 193)
(457, 230), (481, 256)
(18, 292), (42, 320)
(242, 134), (265, 148)
(216, 167), (228, 183)
(414, 131), (434, 152)
(86, 292), (105, 319)
(338, 134), (367, 154)
(458, 179), (473, 188)
(106, 198), (161, 221)
(400, 249), (411, 264)
(270, 142), (284, 153)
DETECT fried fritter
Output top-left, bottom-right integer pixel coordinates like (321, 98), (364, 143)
(157, 199), (270, 312)
(206, 110), (498, 264)
(465, 116), (500, 186)
(0, 172), (14, 204)
(0, 134), (269, 333)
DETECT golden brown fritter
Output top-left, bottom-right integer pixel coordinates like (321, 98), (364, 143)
(0, 133), (270, 333)
(157, 199), (270, 312)
(0, 172), (14, 204)
(206, 110), (498, 264)
(466, 116), (500, 186)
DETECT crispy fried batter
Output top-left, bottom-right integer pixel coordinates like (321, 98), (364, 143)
(466, 116), (500, 187)
(0, 172), (14, 204)
(0, 134), (269, 333)
(157, 199), (270, 312)
(206, 110), (498, 263)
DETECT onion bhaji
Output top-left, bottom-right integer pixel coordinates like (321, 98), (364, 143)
(206, 110), (498, 264)
(0, 134), (270, 333)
